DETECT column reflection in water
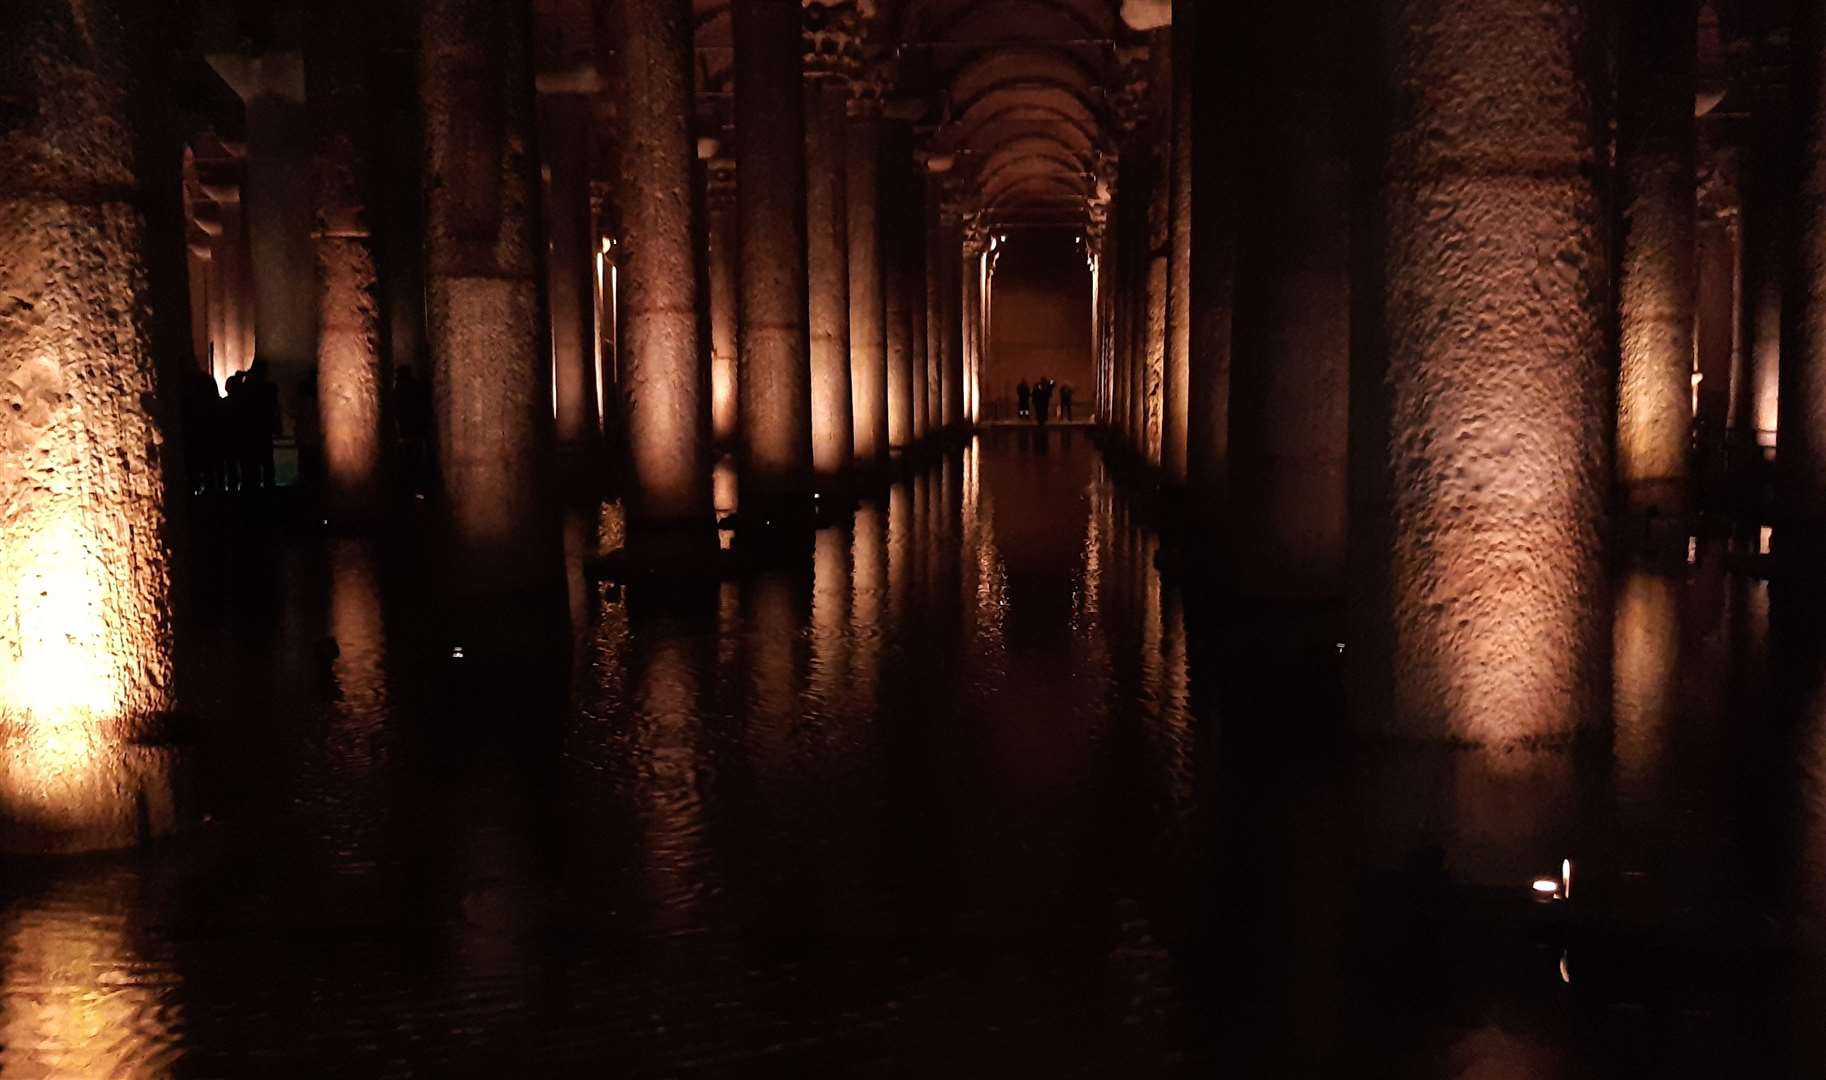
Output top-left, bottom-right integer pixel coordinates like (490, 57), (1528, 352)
(0, 877), (182, 1077)
(317, 539), (390, 875)
(886, 478), (913, 629)
(851, 503), (887, 704)
(1613, 572), (1681, 834)
(628, 624), (722, 933)
(810, 525), (853, 714)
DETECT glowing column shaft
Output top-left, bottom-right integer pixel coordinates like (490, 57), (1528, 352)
(735, 0), (814, 510)
(420, 0), (549, 573)
(883, 123), (916, 449)
(1, 0), (177, 852)
(1617, 0), (1697, 516)
(1784, 8), (1826, 540)
(804, 73), (853, 481)
(847, 100), (889, 466)
(609, 0), (713, 532)
(1162, 0), (1194, 484)
(1356, 0), (1610, 742)
(308, 7), (385, 517)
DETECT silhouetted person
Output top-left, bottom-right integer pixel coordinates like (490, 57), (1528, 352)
(1033, 377), (1053, 424)
(395, 364), (433, 496)
(223, 370), (248, 491)
(243, 360), (280, 489)
(1059, 383), (1074, 421)
(1016, 379), (1031, 419)
(183, 369), (225, 493)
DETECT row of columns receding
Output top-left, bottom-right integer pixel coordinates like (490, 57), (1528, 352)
(10, 0), (1826, 853)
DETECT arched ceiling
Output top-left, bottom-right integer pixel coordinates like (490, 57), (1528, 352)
(691, 0), (1152, 233)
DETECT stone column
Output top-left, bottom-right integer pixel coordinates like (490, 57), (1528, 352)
(607, 0), (714, 536)
(1186, 0), (1236, 512)
(208, 52), (318, 410)
(910, 167), (930, 442)
(707, 160), (741, 447)
(1617, 0), (1698, 520)
(937, 196), (966, 430)
(1786, 6), (1826, 552)
(1229, 1), (1350, 599)
(536, 87), (602, 465)
(803, 2), (855, 485)
(735, 0), (814, 514)
(922, 171), (943, 434)
(1162, 0), (1194, 485)
(1, 0), (177, 852)
(308, 5), (385, 518)
(1127, 156), (1149, 454)
(964, 230), (985, 424)
(1357, 0), (1610, 743)
(882, 121), (916, 449)
(848, 91), (889, 466)
(419, 0), (549, 573)
(1739, 35), (1787, 471)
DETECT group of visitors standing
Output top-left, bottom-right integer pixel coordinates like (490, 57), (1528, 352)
(1016, 377), (1074, 423)
(183, 361), (280, 494)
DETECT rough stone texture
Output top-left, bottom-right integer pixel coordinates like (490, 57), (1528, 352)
(607, 0), (711, 529)
(882, 123), (915, 448)
(963, 244), (982, 423)
(938, 207), (965, 430)
(923, 174), (943, 434)
(1229, 0), (1351, 599)
(910, 172), (930, 441)
(420, 0), (550, 572)
(1162, 0), (1193, 485)
(1617, 0), (1697, 516)
(308, 7), (385, 517)
(539, 91), (601, 459)
(1787, 9), (1826, 537)
(804, 76), (853, 480)
(1356, 0), (1610, 744)
(735, 0), (814, 507)
(1144, 254), (1166, 464)
(0, 0), (177, 852)
(1741, 35), (1787, 455)
(708, 162), (740, 446)
(847, 104), (888, 464)
(1185, 0), (1235, 509)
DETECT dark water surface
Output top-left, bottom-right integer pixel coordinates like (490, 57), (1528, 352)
(3, 430), (1824, 1076)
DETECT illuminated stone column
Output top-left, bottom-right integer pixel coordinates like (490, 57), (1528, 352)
(1616, 0), (1697, 518)
(707, 160), (740, 447)
(420, 0), (549, 573)
(1738, 37), (1787, 468)
(537, 87), (602, 464)
(1127, 160), (1148, 454)
(308, 6), (385, 518)
(803, 5), (855, 484)
(922, 171), (943, 435)
(1358, 0), (1610, 742)
(735, 0), (814, 513)
(608, 0), (714, 534)
(937, 196), (966, 430)
(1142, 29), (1170, 465)
(1, 0), (177, 853)
(963, 229), (986, 425)
(848, 91), (889, 466)
(1229, 1), (1350, 599)
(1787, 6), (1826, 551)
(1186, 0), (1236, 512)
(910, 167), (930, 442)
(1161, 0), (1194, 485)
(883, 122), (916, 449)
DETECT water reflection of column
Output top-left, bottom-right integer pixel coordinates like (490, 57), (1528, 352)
(886, 478), (913, 628)
(321, 539), (390, 871)
(1613, 573), (1680, 821)
(629, 629), (720, 933)
(909, 470), (931, 622)
(851, 503), (887, 702)
(810, 525), (853, 713)
(0, 889), (180, 1075)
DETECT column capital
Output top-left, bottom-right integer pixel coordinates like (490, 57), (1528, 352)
(803, 0), (863, 80)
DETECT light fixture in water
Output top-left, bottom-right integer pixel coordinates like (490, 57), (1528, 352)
(1532, 857), (1575, 901)
(1532, 878), (1560, 896)
(451, 645), (466, 660)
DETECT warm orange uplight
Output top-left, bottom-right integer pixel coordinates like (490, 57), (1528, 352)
(1532, 878), (1560, 896)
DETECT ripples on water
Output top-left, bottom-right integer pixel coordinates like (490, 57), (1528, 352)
(0, 430), (1822, 1075)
